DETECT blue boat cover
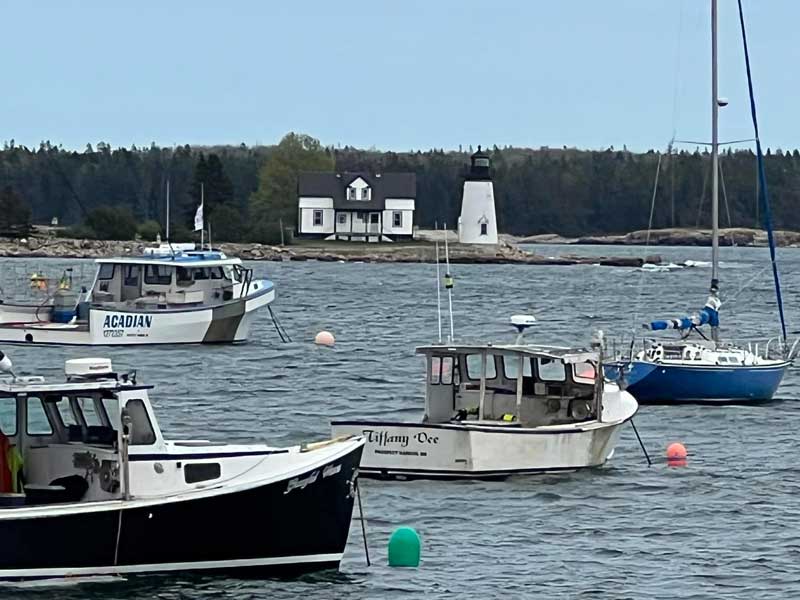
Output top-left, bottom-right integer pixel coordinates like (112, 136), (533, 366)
(646, 295), (721, 331)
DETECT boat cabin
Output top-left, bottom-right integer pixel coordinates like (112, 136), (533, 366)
(90, 250), (252, 310)
(641, 342), (746, 365)
(0, 358), (165, 507)
(417, 344), (602, 427)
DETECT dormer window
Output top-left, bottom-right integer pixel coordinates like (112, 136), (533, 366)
(361, 187), (371, 201)
(348, 188), (357, 201)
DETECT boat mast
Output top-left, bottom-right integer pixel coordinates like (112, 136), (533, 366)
(710, 0), (720, 342)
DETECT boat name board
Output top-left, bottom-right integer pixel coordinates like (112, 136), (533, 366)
(284, 462), (342, 494)
(363, 429), (439, 448)
(102, 314), (153, 338)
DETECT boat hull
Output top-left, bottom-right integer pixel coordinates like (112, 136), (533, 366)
(614, 360), (789, 403)
(330, 419), (626, 480)
(0, 283), (274, 346)
(0, 440), (362, 580)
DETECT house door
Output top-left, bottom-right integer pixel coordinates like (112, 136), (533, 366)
(368, 213), (380, 234)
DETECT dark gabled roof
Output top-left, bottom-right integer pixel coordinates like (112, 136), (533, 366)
(298, 171), (416, 211)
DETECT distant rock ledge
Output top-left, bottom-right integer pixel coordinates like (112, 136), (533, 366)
(0, 235), (660, 268)
(514, 227), (800, 247)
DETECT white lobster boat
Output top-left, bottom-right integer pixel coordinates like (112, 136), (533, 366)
(0, 354), (364, 580)
(0, 245), (274, 345)
(332, 318), (638, 480)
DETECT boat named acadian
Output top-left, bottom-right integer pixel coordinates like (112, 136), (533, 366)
(0, 244), (274, 345)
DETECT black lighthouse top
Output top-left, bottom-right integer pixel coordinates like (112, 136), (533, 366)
(467, 145), (492, 181)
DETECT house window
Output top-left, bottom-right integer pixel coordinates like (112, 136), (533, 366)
(313, 210), (323, 226)
(348, 188), (357, 200)
(370, 213), (379, 224)
(393, 211), (402, 228)
(362, 188), (370, 201)
(480, 223), (488, 236)
(356, 213), (365, 222)
(337, 213), (347, 225)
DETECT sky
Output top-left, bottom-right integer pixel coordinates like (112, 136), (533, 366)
(2, 0), (799, 153)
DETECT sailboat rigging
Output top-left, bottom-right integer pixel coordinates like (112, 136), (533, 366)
(607, 0), (796, 403)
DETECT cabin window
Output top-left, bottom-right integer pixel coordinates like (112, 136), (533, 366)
(210, 267), (224, 280)
(313, 210), (323, 226)
(123, 265), (139, 287)
(502, 356), (532, 379)
(0, 397), (17, 435)
(27, 397), (53, 435)
(124, 399), (156, 445)
(97, 263), (115, 280)
(193, 268), (211, 281)
(393, 211), (403, 228)
(144, 265), (172, 285)
(53, 396), (79, 427)
(440, 357), (453, 385)
(78, 397), (103, 426)
(573, 362), (596, 384)
(465, 354), (497, 380)
(536, 358), (566, 382)
(176, 267), (192, 285)
(184, 462), (221, 484)
(338, 213), (347, 225)
(430, 357), (441, 384)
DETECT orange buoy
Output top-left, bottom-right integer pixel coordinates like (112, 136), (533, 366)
(666, 442), (687, 467)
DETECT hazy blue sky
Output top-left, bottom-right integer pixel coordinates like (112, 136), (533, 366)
(2, 1), (798, 152)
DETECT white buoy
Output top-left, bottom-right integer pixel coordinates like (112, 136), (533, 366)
(315, 331), (335, 347)
(0, 351), (13, 374)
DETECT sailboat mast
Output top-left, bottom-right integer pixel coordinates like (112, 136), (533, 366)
(710, 0), (720, 293)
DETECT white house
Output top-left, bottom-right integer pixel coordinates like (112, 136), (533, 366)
(458, 146), (498, 244)
(297, 172), (416, 242)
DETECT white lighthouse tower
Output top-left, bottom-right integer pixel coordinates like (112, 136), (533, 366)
(458, 146), (498, 244)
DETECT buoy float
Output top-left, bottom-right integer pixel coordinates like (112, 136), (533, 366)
(666, 442), (687, 467)
(388, 526), (420, 567)
(314, 331), (335, 347)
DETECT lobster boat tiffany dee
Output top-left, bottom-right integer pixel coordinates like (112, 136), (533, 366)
(332, 318), (638, 480)
(0, 354), (364, 580)
(0, 244), (274, 345)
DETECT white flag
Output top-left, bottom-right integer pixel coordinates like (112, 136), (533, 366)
(194, 203), (203, 232)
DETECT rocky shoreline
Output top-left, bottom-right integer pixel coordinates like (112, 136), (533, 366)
(0, 235), (660, 268)
(515, 227), (800, 247)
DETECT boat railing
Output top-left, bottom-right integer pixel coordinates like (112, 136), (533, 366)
(606, 334), (795, 362)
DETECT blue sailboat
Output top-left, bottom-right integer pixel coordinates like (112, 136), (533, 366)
(606, 0), (797, 404)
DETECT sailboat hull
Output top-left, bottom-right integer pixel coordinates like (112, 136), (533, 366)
(619, 360), (789, 403)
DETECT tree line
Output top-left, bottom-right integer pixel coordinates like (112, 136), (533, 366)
(1, 134), (798, 243)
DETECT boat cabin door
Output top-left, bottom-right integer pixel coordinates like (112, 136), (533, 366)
(121, 265), (142, 302)
(425, 355), (456, 422)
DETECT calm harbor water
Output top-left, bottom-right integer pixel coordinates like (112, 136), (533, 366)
(2, 244), (800, 599)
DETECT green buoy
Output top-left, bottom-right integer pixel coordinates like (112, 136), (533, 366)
(388, 526), (421, 567)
